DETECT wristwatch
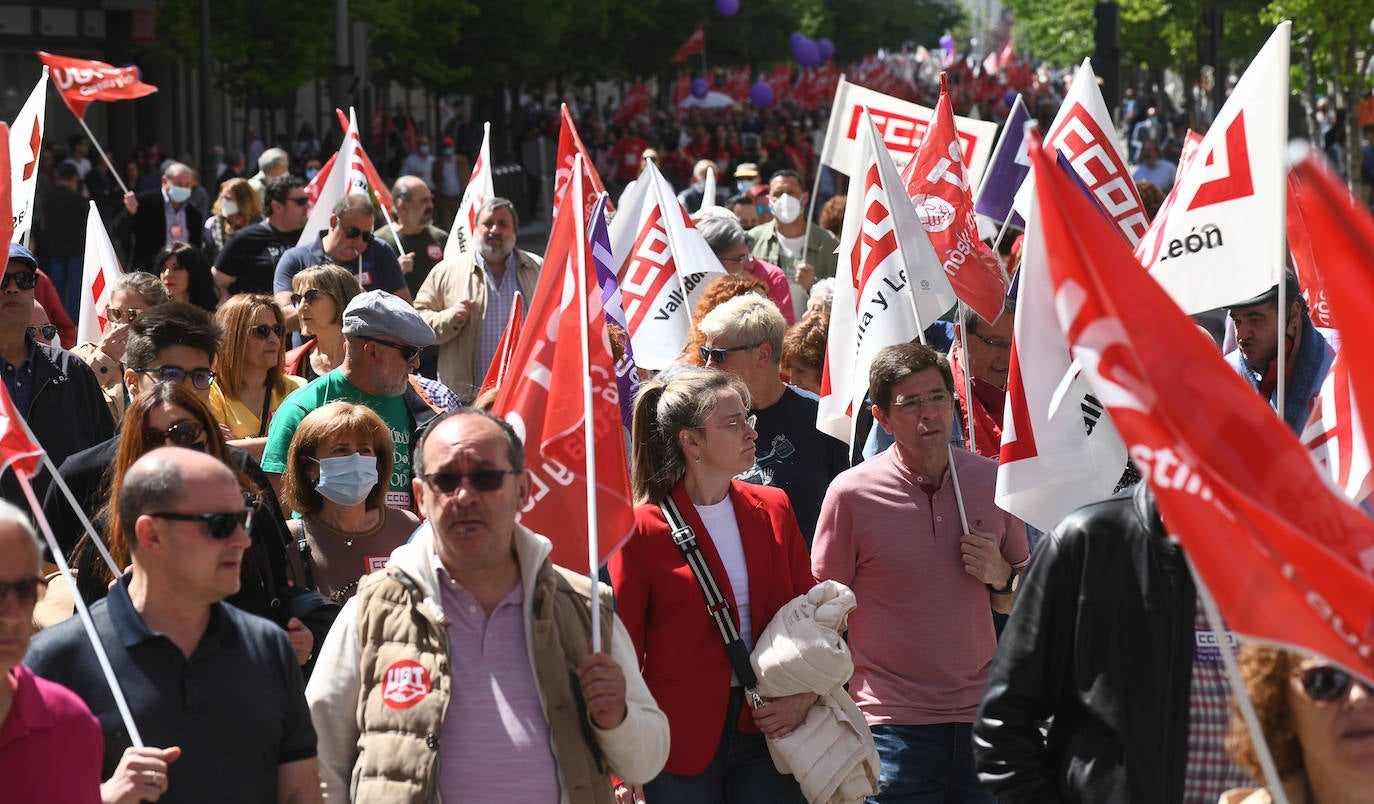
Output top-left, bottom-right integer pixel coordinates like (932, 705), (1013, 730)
(988, 567), (1019, 595)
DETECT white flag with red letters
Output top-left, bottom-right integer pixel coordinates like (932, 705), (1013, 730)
(9, 68), (46, 243)
(444, 122), (494, 261)
(297, 109), (371, 247)
(78, 200), (123, 345)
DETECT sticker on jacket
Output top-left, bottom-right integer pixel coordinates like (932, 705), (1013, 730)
(382, 660), (432, 709)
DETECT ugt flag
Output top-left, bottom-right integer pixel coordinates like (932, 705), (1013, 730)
(37, 52), (157, 119)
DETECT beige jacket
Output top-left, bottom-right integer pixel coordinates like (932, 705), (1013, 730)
(412, 248), (542, 401)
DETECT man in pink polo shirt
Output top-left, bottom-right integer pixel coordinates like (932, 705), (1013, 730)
(813, 342), (1029, 803)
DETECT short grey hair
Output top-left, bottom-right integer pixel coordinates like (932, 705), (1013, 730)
(259, 147), (289, 174)
(163, 161), (192, 180)
(0, 499), (39, 568)
(332, 193), (375, 220)
(695, 214), (747, 255)
(113, 271), (170, 307)
(478, 197), (519, 231)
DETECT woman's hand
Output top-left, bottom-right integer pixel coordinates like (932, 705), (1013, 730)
(98, 321), (130, 360)
(750, 691), (818, 739)
(285, 617), (313, 666)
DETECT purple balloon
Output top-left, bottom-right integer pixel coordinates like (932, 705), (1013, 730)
(793, 37), (818, 66)
(691, 78), (710, 99)
(939, 33), (955, 53)
(750, 81), (774, 108)
(716, 0), (739, 16)
(817, 39), (834, 62)
(790, 31), (806, 46)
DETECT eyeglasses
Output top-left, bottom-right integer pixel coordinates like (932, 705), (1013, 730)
(718, 253), (752, 267)
(890, 392), (953, 411)
(1294, 665), (1374, 703)
(248, 323), (285, 340)
(0, 270), (38, 291)
(699, 343), (759, 364)
(340, 226), (374, 243)
(290, 288), (326, 307)
(285, 196), (310, 207)
(0, 576), (47, 605)
(106, 307), (144, 323)
(692, 414), (757, 434)
(26, 324), (57, 342)
(420, 469), (519, 494)
(143, 419), (206, 449)
(132, 366), (217, 390)
(971, 330), (1013, 350)
(146, 506), (255, 540)
(361, 336), (421, 362)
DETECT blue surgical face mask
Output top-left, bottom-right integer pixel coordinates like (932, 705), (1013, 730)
(306, 168), (320, 181)
(419, 144), (431, 155)
(167, 185), (193, 204)
(313, 453), (378, 506)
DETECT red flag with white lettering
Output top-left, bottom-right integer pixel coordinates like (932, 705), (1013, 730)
(333, 109), (395, 213)
(1286, 167), (1332, 328)
(0, 380), (42, 478)
(555, 104), (613, 220)
(37, 52), (156, 120)
(1030, 128), (1374, 678)
(479, 292), (524, 400)
(494, 163), (634, 573)
(1303, 353), (1372, 507)
(902, 76), (1008, 324)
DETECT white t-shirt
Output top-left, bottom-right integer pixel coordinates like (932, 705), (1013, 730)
(695, 497), (752, 654)
(776, 231), (805, 260)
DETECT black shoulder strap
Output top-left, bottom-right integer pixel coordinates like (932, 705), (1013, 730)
(658, 496), (762, 708)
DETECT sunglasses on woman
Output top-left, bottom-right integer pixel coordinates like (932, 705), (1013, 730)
(143, 419), (207, 449)
(290, 288), (326, 307)
(249, 323), (286, 340)
(106, 307), (143, 323)
(146, 506), (255, 540)
(1294, 665), (1374, 703)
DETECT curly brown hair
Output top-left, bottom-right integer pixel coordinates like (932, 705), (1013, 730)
(1226, 644), (1304, 781)
(782, 312), (828, 379)
(682, 274), (769, 365)
(819, 194), (847, 236)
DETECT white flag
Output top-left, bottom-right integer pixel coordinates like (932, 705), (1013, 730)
(296, 109), (370, 247)
(444, 122), (494, 260)
(10, 68), (47, 243)
(78, 201), (123, 345)
(995, 197), (1128, 532)
(607, 160), (723, 370)
(817, 108), (956, 446)
(1135, 21), (1291, 315)
(699, 165), (716, 213)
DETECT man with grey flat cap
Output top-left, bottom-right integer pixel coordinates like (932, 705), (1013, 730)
(1224, 270), (1336, 433)
(262, 290), (453, 511)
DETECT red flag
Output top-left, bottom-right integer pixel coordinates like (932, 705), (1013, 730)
(0, 378), (43, 478)
(1303, 353), (1372, 506)
(333, 109), (396, 213)
(672, 25), (705, 63)
(1030, 130), (1374, 678)
(479, 292), (524, 399)
(764, 63), (793, 107)
(37, 52), (157, 120)
(0, 124), (14, 249)
(1286, 169), (1332, 328)
(555, 104), (613, 219)
(613, 81), (650, 127)
(901, 75), (1007, 324)
(494, 160), (635, 573)
(724, 66), (752, 103)
(671, 72), (692, 107)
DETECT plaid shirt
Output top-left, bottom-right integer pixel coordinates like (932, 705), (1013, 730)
(477, 251), (521, 382)
(1182, 597), (1256, 802)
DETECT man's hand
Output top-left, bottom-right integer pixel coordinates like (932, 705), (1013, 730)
(285, 617), (314, 666)
(576, 652), (628, 730)
(960, 530), (1011, 587)
(795, 262), (816, 293)
(399, 251), (415, 275)
(101, 745), (181, 804)
(751, 691), (817, 739)
(122, 192), (138, 216)
(448, 299), (475, 327)
(614, 783), (646, 804)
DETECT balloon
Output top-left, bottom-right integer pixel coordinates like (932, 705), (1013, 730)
(750, 81), (774, 108)
(939, 33), (955, 53)
(691, 78), (710, 99)
(817, 39), (834, 62)
(792, 37), (818, 66)
(717, 0), (739, 16)
(790, 32), (806, 47)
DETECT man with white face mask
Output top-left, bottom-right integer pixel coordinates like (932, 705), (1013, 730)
(115, 161), (204, 274)
(746, 169), (839, 321)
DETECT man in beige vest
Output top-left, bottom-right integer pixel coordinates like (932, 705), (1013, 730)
(306, 408), (668, 803)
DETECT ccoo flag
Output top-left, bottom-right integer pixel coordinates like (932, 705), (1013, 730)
(10, 68), (47, 243)
(444, 122), (494, 261)
(78, 200), (122, 345)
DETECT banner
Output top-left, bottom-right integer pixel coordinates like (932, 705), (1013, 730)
(819, 76), (999, 187)
(10, 69), (46, 243)
(555, 104), (613, 221)
(37, 52), (156, 120)
(818, 108), (956, 446)
(444, 122), (493, 260)
(1135, 22), (1291, 315)
(78, 200), (122, 345)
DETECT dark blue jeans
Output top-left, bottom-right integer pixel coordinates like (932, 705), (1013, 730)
(868, 723), (994, 804)
(644, 687), (803, 804)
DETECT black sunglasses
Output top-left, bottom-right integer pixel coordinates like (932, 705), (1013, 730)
(420, 469), (519, 494)
(361, 335), (421, 361)
(248, 323), (286, 340)
(1295, 665), (1374, 703)
(146, 506), (255, 540)
(284, 196), (310, 207)
(0, 575), (47, 604)
(132, 366), (217, 390)
(143, 419), (206, 449)
(0, 270), (38, 291)
(26, 324), (57, 342)
(290, 288), (326, 307)
(699, 343), (759, 364)
(340, 226), (374, 243)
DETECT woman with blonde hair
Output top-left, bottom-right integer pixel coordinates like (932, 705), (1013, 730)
(209, 294), (305, 459)
(281, 401), (419, 602)
(203, 177), (262, 262)
(72, 270), (169, 424)
(283, 264), (360, 381)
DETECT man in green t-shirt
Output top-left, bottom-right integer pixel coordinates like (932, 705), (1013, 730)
(263, 290), (440, 511)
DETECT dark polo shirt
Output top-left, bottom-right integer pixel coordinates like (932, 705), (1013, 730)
(24, 576), (316, 802)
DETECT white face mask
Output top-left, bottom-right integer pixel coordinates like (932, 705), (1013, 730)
(771, 193), (802, 224)
(313, 453), (379, 507)
(221, 199), (239, 217)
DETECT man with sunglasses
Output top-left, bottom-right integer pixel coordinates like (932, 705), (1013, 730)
(27, 448), (323, 803)
(973, 480), (1253, 802)
(213, 174), (310, 298)
(273, 194), (411, 331)
(307, 408), (668, 802)
(0, 243), (112, 509)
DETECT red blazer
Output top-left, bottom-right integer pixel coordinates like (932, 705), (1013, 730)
(609, 479), (814, 776)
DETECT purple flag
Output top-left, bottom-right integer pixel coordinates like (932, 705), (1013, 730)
(974, 94), (1031, 228)
(589, 193), (639, 430)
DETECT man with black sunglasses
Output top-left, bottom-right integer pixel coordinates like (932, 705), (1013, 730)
(273, 194), (410, 332)
(27, 448), (323, 803)
(213, 174), (311, 299)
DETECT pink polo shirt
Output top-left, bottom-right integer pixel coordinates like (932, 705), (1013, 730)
(433, 553), (560, 801)
(812, 447), (1028, 725)
(748, 258), (798, 323)
(0, 664), (103, 802)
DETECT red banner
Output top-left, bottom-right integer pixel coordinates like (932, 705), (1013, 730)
(554, 104), (612, 220)
(672, 25), (705, 63)
(37, 52), (157, 120)
(479, 292), (524, 400)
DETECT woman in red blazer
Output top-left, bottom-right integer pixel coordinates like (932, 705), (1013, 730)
(610, 368), (814, 802)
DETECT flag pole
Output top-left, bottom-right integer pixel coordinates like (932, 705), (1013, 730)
(956, 301), (976, 455)
(18, 470), (143, 747)
(72, 114), (129, 196)
(572, 155), (603, 653)
(1184, 552), (1290, 804)
(1276, 271), (1287, 423)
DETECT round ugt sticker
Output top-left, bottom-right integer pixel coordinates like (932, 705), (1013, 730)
(381, 659), (431, 709)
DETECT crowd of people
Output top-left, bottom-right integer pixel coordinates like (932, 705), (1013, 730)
(0, 74), (1369, 804)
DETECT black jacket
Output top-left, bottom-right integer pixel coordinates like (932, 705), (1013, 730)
(973, 482), (1196, 803)
(112, 190), (204, 273)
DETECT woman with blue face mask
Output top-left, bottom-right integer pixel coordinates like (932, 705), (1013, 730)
(282, 401), (420, 603)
